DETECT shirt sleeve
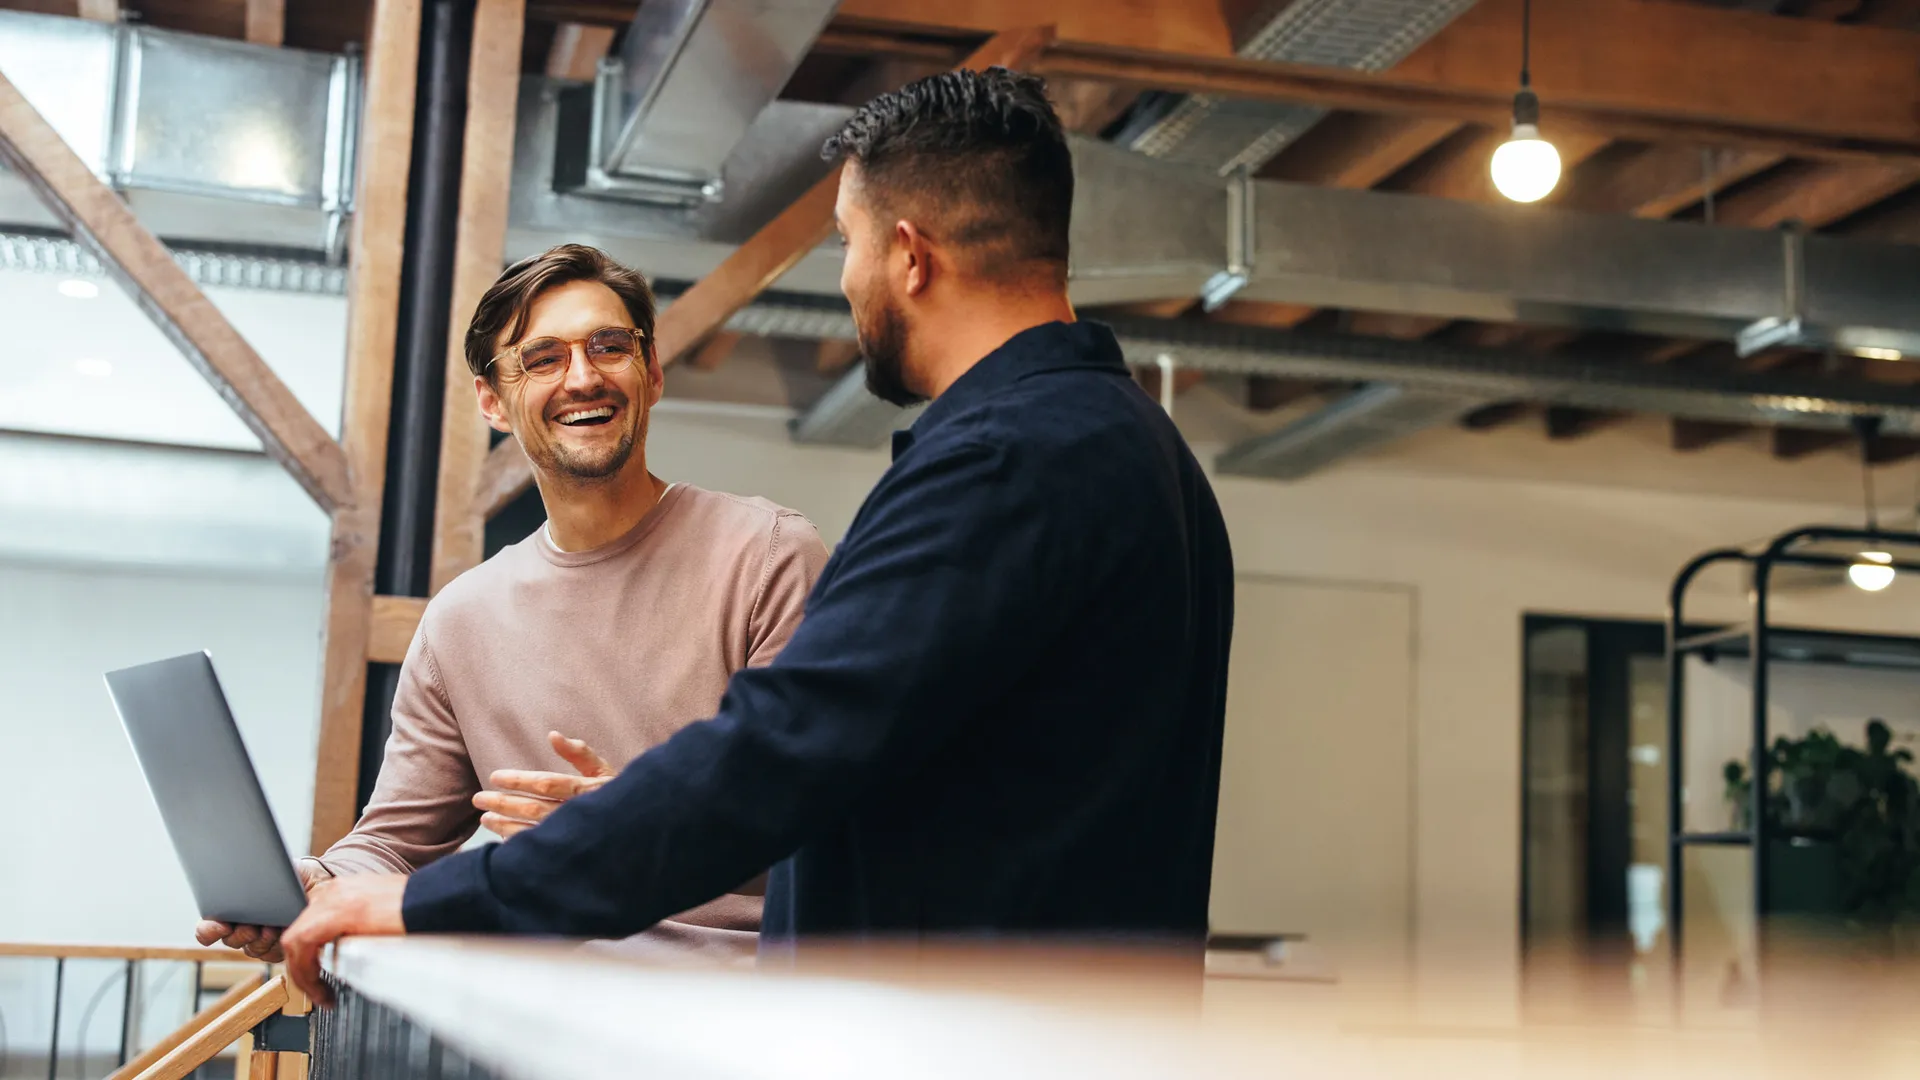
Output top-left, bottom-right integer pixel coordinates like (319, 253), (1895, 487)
(316, 620), (483, 877)
(745, 512), (830, 669)
(402, 437), (1076, 938)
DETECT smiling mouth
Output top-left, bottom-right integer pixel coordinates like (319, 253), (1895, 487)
(553, 405), (616, 427)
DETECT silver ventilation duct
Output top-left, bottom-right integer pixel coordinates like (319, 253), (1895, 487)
(0, 11), (357, 258)
(1121, 0), (1477, 176)
(1214, 385), (1486, 479)
(0, 231), (346, 295)
(566, 0), (843, 205)
(789, 363), (922, 447)
(671, 292), (1920, 448)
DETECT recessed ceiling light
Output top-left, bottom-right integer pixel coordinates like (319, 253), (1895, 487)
(58, 279), (100, 300)
(73, 357), (113, 380)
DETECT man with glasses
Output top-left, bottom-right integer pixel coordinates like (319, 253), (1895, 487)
(197, 243), (828, 963)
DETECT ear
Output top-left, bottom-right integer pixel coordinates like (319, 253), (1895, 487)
(643, 347), (665, 408)
(474, 374), (513, 434)
(895, 219), (932, 298)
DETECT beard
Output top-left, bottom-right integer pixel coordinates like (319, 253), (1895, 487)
(530, 387), (641, 481)
(857, 293), (923, 408)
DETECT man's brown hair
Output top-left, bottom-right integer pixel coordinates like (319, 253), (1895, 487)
(464, 244), (657, 380)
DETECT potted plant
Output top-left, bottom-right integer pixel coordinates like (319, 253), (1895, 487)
(1722, 720), (1920, 935)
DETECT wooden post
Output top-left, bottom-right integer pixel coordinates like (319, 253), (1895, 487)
(427, 0), (528, 595)
(0, 71), (353, 514)
(471, 25), (1059, 519)
(309, 0), (425, 855)
(245, 0), (286, 46)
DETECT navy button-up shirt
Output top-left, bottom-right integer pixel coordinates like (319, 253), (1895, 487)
(404, 320), (1236, 945)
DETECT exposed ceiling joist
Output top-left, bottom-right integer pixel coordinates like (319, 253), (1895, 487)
(1672, 418), (1749, 452)
(812, 0), (1920, 162)
(544, 21), (614, 80)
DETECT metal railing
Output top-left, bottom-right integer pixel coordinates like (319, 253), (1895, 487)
(0, 945), (265, 1080)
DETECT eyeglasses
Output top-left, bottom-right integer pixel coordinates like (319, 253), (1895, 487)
(485, 326), (647, 382)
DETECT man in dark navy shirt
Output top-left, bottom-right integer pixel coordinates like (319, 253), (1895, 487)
(283, 67), (1234, 1000)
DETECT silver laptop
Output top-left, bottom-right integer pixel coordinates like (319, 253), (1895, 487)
(104, 651), (308, 928)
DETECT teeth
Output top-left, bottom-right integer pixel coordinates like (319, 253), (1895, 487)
(556, 406), (614, 425)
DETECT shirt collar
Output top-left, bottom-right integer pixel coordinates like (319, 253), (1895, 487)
(892, 320), (1125, 461)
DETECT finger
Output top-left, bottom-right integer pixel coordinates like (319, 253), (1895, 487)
(550, 731), (616, 778)
(195, 921), (232, 947)
(224, 925), (260, 949)
(473, 789), (563, 820)
(282, 916), (334, 1009)
(481, 811), (534, 838)
(487, 769), (588, 800)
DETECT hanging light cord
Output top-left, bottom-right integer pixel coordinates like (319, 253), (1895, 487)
(1520, 0), (1532, 89)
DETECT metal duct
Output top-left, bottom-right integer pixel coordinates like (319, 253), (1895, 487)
(1120, 0), (1477, 175)
(1101, 314), (1920, 436)
(0, 231), (346, 294)
(570, 0), (842, 205)
(789, 363), (923, 448)
(0, 11), (358, 257)
(683, 291), (1920, 440)
(1215, 384), (1486, 479)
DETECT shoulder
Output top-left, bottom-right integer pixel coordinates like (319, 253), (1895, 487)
(416, 533), (541, 639)
(668, 485), (829, 559)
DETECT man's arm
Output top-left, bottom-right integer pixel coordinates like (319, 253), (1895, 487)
(745, 511), (831, 668)
(401, 438), (1075, 938)
(316, 622), (484, 876)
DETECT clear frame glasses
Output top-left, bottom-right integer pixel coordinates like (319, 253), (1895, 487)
(485, 326), (647, 383)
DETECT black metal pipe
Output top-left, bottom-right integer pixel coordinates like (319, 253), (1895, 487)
(116, 959), (135, 1067)
(46, 958), (63, 1080)
(1665, 546), (1747, 985)
(358, 0), (473, 813)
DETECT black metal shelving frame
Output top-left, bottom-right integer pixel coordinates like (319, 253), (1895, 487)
(1665, 525), (1920, 981)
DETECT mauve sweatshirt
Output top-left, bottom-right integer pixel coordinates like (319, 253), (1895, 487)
(307, 483), (829, 953)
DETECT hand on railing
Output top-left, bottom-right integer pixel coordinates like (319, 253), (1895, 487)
(282, 874), (408, 1007)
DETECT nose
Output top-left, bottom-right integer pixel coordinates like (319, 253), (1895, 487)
(559, 341), (604, 396)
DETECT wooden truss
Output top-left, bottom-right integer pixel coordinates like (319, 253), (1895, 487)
(0, 0), (1047, 853)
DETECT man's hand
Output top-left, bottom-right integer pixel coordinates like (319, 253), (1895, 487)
(281, 873), (408, 1007)
(472, 731), (615, 839)
(194, 860), (322, 962)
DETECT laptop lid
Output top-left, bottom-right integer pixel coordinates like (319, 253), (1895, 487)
(105, 651), (307, 928)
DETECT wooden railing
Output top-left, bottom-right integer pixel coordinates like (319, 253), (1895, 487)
(0, 944), (309, 1080)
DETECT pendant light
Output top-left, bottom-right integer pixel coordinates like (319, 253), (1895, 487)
(1490, 0), (1562, 203)
(1849, 416), (1897, 592)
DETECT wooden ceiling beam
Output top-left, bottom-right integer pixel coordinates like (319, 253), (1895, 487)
(1705, 158), (1920, 229)
(244, 0), (284, 46)
(1771, 427), (1852, 459)
(1461, 402), (1531, 430)
(1245, 375), (1320, 412)
(545, 22), (616, 81)
(1561, 145), (1783, 218)
(1544, 406), (1623, 440)
(1260, 112), (1463, 189)
(805, 0), (1920, 161)
(1671, 419), (1748, 452)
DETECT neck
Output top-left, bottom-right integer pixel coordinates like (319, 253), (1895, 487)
(918, 288), (1076, 401)
(537, 454), (666, 552)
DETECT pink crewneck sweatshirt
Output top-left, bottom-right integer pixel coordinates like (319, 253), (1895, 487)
(310, 483), (829, 953)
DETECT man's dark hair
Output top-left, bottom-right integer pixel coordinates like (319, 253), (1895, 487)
(822, 67), (1072, 284)
(464, 244), (656, 380)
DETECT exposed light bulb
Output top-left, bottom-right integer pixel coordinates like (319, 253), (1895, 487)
(1492, 121), (1561, 203)
(1850, 551), (1895, 592)
(58, 279), (99, 300)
